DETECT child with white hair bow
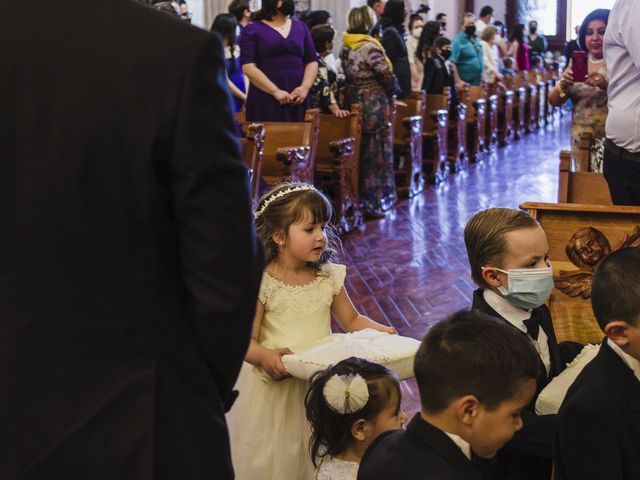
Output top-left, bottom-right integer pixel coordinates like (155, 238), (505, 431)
(305, 357), (407, 480)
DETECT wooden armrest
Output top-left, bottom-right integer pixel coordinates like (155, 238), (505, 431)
(329, 137), (356, 159)
(275, 146), (310, 165)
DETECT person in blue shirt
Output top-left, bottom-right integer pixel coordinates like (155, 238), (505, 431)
(449, 13), (484, 90)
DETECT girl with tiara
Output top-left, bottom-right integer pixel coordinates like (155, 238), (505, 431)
(305, 357), (407, 480)
(226, 183), (396, 480)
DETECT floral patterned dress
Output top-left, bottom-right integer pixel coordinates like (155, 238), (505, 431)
(340, 41), (399, 214)
(568, 62), (609, 173)
(310, 56), (340, 114)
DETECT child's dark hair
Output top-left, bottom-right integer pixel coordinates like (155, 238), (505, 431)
(211, 14), (239, 72)
(311, 25), (335, 55)
(255, 183), (339, 268)
(414, 310), (540, 413)
(305, 357), (401, 467)
(591, 247), (640, 330)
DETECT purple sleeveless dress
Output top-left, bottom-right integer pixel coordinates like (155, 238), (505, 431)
(239, 19), (317, 122)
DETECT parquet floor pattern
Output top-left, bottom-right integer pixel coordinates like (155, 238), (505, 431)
(340, 115), (571, 417)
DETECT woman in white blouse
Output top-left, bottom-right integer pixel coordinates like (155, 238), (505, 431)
(480, 26), (503, 85)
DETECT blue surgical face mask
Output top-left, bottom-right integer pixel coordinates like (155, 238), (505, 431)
(484, 266), (554, 310)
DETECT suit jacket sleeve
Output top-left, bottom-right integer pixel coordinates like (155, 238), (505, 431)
(169, 32), (263, 410)
(556, 402), (623, 479)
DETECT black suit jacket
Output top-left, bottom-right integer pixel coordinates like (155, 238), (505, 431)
(358, 414), (481, 480)
(472, 289), (562, 480)
(555, 341), (640, 480)
(0, 2), (262, 479)
(381, 25), (411, 98)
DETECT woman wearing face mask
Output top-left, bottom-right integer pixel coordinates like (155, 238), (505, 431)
(413, 20), (441, 91)
(549, 9), (610, 173)
(406, 14), (424, 91)
(239, 0), (318, 122)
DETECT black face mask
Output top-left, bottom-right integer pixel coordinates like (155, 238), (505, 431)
(278, 0), (294, 17)
(465, 25), (476, 37)
(441, 22), (447, 31)
(441, 50), (452, 60)
(530, 27), (537, 34)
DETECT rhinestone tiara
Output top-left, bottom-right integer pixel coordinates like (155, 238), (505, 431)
(254, 184), (317, 220)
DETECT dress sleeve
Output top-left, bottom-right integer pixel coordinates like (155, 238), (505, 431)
(258, 272), (274, 304)
(329, 264), (347, 296)
(239, 24), (257, 66)
(366, 43), (399, 97)
(301, 22), (319, 65)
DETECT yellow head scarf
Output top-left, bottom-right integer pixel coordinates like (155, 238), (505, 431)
(343, 33), (394, 70)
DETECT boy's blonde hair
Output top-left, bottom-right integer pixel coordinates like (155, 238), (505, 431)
(347, 6), (375, 34)
(464, 208), (539, 288)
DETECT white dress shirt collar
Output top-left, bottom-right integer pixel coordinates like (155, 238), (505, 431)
(607, 338), (640, 382)
(444, 431), (472, 460)
(483, 288), (531, 332)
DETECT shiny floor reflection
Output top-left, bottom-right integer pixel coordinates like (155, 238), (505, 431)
(340, 114), (571, 417)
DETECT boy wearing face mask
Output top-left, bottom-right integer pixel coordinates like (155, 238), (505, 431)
(464, 207), (566, 480)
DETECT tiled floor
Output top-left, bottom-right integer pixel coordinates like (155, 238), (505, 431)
(341, 114), (572, 417)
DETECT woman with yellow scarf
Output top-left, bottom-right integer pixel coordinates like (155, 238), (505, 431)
(340, 6), (400, 218)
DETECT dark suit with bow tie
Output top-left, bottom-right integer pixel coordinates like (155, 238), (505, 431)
(471, 289), (564, 480)
(357, 414), (481, 480)
(555, 340), (640, 480)
(0, 1), (262, 479)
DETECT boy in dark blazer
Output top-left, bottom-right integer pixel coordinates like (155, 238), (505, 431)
(555, 248), (640, 479)
(357, 311), (541, 480)
(464, 208), (567, 480)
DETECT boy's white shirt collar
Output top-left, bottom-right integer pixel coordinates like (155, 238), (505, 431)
(483, 288), (532, 330)
(444, 432), (472, 460)
(482, 289), (551, 374)
(607, 338), (640, 381)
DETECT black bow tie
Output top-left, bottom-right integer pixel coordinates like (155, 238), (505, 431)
(523, 311), (541, 340)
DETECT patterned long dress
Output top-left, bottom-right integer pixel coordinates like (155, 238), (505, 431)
(340, 41), (399, 214)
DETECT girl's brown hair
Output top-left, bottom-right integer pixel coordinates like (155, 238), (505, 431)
(255, 183), (340, 268)
(464, 208), (540, 288)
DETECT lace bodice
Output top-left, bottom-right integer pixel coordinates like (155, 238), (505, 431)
(257, 263), (346, 349)
(315, 457), (359, 480)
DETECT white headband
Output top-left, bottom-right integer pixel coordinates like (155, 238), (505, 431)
(323, 373), (370, 414)
(254, 184), (317, 220)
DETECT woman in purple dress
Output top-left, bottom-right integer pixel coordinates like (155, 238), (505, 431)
(239, 0), (318, 122)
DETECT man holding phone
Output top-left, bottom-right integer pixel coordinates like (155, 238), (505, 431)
(603, 0), (640, 205)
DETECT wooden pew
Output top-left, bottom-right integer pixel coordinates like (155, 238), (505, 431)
(504, 73), (526, 140)
(520, 202), (640, 345)
(496, 84), (515, 146)
(459, 85), (487, 163)
(448, 92), (469, 172)
(423, 91), (450, 183)
(558, 149), (612, 205)
(393, 94), (425, 198)
(485, 81), (500, 151)
(315, 105), (364, 235)
(239, 123), (264, 207)
(522, 71), (539, 133)
(236, 109), (320, 186)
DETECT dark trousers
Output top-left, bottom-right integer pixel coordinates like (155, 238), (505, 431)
(603, 139), (640, 206)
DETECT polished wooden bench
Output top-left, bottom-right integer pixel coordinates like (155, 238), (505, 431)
(423, 91), (449, 183)
(315, 105), (363, 235)
(504, 73), (526, 140)
(485, 81), (500, 151)
(236, 109), (320, 186)
(522, 71), (539, 134)
(521, 202), (640, 345)
(239, 123), (264, 207)
(459, 85), (487, 163)
(393, 94), (425, 198)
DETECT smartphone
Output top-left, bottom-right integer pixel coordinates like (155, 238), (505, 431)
(572, 51), (588, 82)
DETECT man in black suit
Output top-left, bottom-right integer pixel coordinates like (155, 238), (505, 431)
(0, 1), (262, 479)
(358, 311), (540, 480)
(555, 248), (640, 480)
